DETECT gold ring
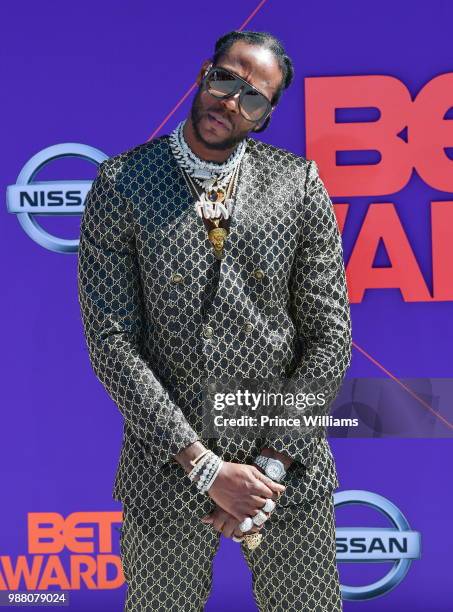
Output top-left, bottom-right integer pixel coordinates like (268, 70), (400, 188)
(243, 532), (263, 550)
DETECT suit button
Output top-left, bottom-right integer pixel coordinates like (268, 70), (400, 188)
(203, 325), (214, 338)
(243, 322), (254, 333)
(253, 268), (265, 280)
(171, 273), (184, 284)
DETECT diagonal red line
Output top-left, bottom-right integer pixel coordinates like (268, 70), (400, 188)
(237, 0), (269, 30)
(147, 0), (270, 141)
(147, 82), (198, 142)
(352, 340), (453, 431)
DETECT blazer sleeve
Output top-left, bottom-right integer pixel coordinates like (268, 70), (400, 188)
(77, 160), (200, 474)
(262, 159), (352, 468)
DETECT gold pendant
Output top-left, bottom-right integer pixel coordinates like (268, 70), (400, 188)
(208, 226), (228, 259)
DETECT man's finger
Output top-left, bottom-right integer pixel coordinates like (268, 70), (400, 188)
(248, 494), (270, 514)
(253, 469), (286, 493)
(249, 479), (275, 499)
(212, 515), (227, 533)
(222, 517), (239, 539)
(201, 515), (213, 523)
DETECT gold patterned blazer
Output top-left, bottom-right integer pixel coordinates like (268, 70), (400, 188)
(77, 135), (352, 517)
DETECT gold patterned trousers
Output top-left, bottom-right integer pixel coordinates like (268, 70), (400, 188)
(119, 492), (342, 612)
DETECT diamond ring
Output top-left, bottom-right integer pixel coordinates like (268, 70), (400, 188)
(252, 510), (268, 526)
(262, 498), (276, 513)
(239, 517), (253, 532)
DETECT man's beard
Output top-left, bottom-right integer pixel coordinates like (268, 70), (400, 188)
(190, 88), (249, 151)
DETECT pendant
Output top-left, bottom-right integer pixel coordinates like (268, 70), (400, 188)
(217, 201), (229, 218)
(208, 226), (228, 259)
(202, 199), (216, 219)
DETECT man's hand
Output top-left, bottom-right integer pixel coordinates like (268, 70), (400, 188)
(201, 505), (271, 539)
(206, 462), (285, 522)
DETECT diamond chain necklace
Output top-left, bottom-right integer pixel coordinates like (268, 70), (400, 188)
(169, 120), (247, 195)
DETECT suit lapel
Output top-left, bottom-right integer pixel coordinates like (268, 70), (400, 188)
(220, 137), (268, 259)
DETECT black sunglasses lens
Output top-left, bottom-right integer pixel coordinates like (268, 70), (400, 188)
(206, 69), (238, 98)
(240, 90), (269, 121)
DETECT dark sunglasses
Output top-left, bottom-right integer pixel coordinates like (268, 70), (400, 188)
(202, 64), (273, 123)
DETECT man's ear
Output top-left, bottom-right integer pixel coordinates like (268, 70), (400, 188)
(196, 60), (213, 86)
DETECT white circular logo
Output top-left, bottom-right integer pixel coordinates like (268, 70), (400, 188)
(335, 490), (421, 600)
(6, 143), (107, 253)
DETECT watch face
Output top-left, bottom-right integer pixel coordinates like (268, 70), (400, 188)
(267, 463), (282, 480)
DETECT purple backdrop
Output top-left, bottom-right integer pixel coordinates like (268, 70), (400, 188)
(2, 0), (452, 610)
